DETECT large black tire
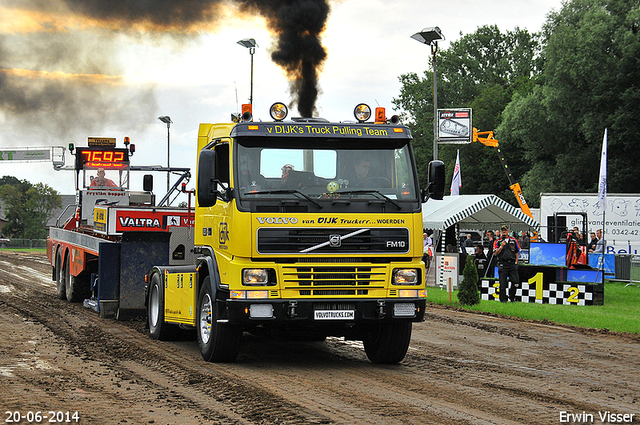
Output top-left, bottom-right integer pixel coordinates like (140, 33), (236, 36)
(363, 322), (413, 364)
(63, 253), (86, 303)
(55, 249), (66, 300)
(196, 276), (242, 362)
(147, 273), (180, 341)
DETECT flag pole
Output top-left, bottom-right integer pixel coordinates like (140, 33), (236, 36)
(450, 149), (461, 196)
(597, 128), (608, 285)
(600, 209), (606, 285)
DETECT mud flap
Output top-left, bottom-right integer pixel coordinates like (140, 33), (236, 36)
(97, 242), (121, 318)
(117, 232), (171, 320)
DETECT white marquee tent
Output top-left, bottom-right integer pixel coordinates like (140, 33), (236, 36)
(422, 194), (539, 233)
(422, 195), (540, 287)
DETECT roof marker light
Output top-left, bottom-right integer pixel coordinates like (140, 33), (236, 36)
(270, 102), (288, 121)
(354, 103), (371, 122)
(241, 104), (253, 122)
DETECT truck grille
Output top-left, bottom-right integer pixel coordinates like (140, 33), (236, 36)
(257, 228), (409, 254)
(282, 264), (386, 297)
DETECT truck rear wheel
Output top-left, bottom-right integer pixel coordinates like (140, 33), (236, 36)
(363, 322), (413, 364)
(63, 253), (85, 303)
(196, 276), (242, 362)
(55, 249), (66, 300)
(147, 273), (179, 340)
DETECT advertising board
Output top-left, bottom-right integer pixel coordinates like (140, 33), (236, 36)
(540, 193), (640, 254)
(437, 109), (472, 144)
(436, 254), (459, 290)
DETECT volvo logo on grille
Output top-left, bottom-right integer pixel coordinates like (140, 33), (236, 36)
(329, 234), (342, 247)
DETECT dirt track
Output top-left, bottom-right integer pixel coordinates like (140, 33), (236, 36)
(0, 251), (638, 424)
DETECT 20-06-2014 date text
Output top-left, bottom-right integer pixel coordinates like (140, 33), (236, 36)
(5, 411), (79, 423)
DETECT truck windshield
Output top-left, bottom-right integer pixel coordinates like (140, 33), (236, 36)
(234, 139), (419, 209)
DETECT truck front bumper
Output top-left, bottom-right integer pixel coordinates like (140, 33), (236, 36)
(223, 298), (426, 324)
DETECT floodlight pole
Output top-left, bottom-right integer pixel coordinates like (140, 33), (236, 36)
(432, 41), (439, 161)
(411, 27), (445, 161)
(237, 38), (258, 106)
(158, 116), (172, 195)
(250, 46), (255, 105)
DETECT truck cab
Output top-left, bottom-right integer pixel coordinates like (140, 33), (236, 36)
(147, 103), (444, 364)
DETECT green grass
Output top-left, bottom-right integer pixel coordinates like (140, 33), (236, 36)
(0, 248), (46, 253)
(427, 282), (640, 334)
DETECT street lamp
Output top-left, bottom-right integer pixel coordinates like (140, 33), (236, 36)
(411, 27), (445, 160)
(237, 38), (258, 106)
(158, 115), (172, 194)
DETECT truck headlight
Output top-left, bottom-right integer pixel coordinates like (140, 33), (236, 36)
(243, 268), (269, 285)
(392, 268), (419, 285)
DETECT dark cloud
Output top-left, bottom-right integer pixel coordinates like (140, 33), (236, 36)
(0, 26), (156, 141)
(0, 68), (157, 141)
(0, 0), (330, 129)
(60, 0), (225, 29)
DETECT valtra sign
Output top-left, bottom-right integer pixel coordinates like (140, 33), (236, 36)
(113, 210), (194, 233)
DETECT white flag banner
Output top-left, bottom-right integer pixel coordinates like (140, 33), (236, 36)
(450, 149), (461, 196)
(597, 129), (607, 209)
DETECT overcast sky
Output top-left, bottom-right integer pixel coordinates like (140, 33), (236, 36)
(0, 0), (563, 201)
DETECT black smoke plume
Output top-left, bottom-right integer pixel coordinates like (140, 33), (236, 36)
(238, 0), (330, 117)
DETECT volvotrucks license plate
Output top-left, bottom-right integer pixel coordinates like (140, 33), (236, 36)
(314, 310), (355, 320)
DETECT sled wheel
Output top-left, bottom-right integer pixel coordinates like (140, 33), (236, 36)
(147, 273), (180, 340)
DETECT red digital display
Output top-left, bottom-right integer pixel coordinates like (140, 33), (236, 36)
(76, 148), (129, 170)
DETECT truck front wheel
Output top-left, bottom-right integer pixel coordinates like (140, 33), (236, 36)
(196, 276), (242, 362)
(363, 322), (413, 364)
(147, 273), (179, 340)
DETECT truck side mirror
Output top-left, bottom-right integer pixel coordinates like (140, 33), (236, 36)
(197, 149), (219, 207)
(422, 160), (445, 201)
(143, 174), (153, 192)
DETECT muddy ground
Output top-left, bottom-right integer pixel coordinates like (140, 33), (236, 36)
(0, 251), (638, 424)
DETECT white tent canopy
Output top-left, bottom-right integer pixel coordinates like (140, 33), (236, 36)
(422, 194), (539, 232)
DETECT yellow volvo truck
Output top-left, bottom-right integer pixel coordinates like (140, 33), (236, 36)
(146, 102), (444, 364)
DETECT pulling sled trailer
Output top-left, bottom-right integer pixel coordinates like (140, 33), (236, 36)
(47, 136), (195, 319)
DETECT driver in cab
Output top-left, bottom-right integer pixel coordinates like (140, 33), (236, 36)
(90, 168), (118, 188)
(343, 158), (372, 187)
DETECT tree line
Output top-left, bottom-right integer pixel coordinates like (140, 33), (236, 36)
(0, 176), (61, 239)
(393, 0), (640, 207)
